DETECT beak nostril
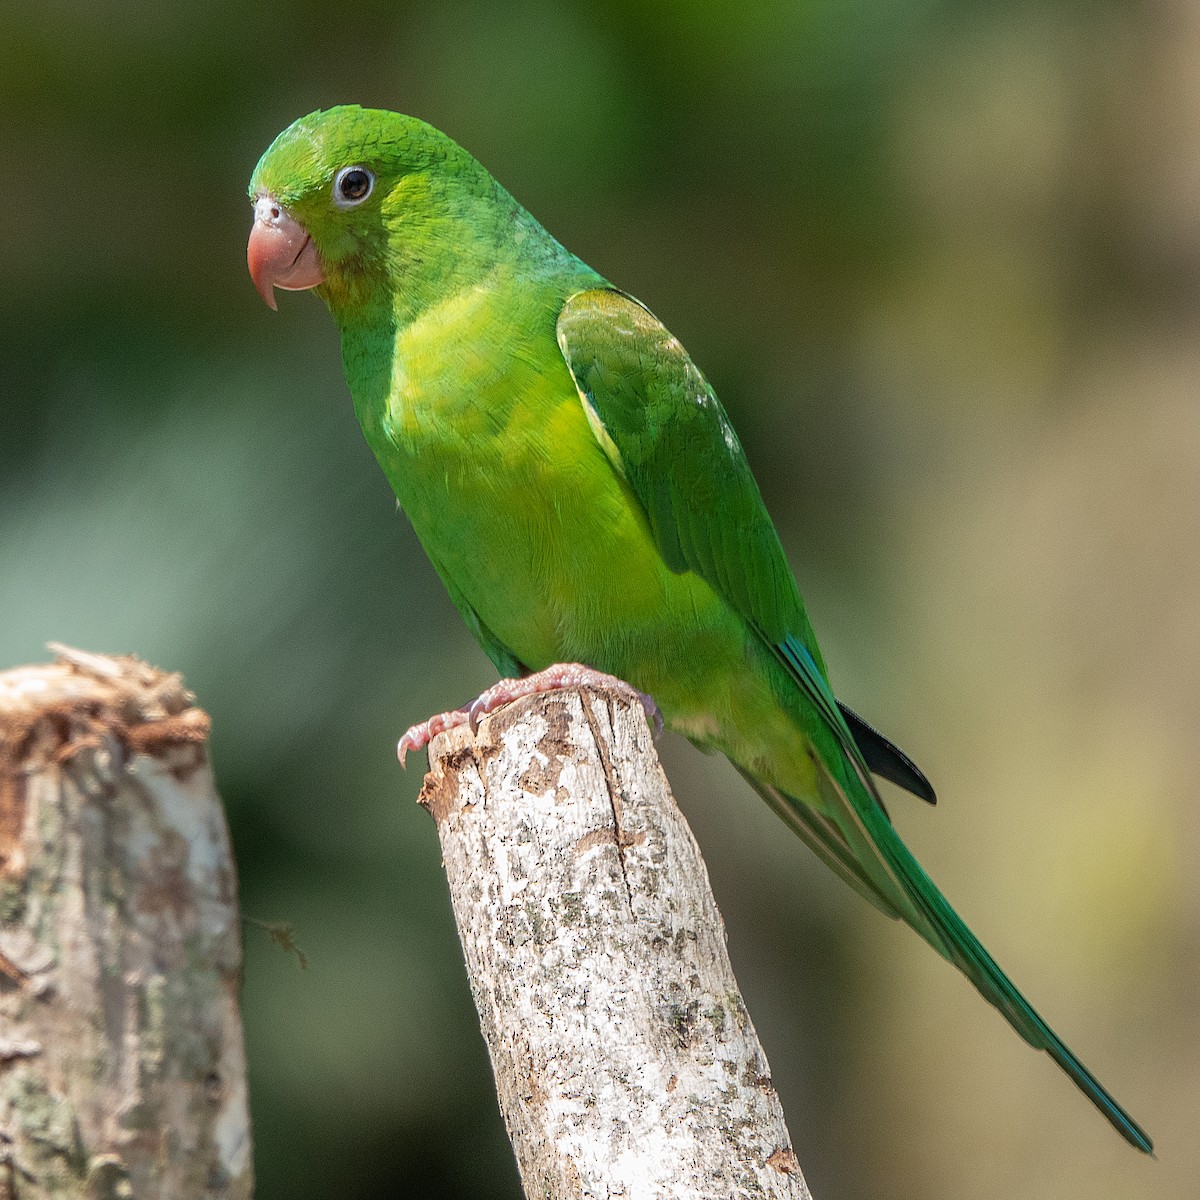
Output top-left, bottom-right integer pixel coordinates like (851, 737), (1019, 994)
(271, 206), (280, 220)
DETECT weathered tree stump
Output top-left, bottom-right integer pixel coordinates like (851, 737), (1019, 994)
(0, 648), (252, 1199)
(419, 685), (812, 1199)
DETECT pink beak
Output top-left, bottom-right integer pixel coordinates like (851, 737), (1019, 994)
(247, 195), (324, 310)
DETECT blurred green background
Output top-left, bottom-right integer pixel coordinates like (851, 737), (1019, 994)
(2, 1), (1195, 1196)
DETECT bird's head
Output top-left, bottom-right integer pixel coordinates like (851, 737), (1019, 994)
(248, 106), (498, 315)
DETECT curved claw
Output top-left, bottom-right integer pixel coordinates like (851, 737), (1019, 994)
(466, 695), (488, 736)
(397, 731), (418, 768)
(642, 696), (665, 740)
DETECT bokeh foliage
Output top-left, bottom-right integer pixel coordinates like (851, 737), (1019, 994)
(2, 2), (1194, 1196)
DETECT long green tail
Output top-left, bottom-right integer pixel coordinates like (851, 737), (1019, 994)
(752, 768), (1153, 1154)
(872, 803), (1153, 1153)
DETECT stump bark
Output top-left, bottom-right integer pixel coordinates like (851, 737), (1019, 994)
(419, 685), (812, 1199)
(0, 648), (252, 1199)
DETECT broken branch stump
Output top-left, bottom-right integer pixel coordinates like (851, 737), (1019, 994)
(0, 648), (252, 1199)
(419, 686), (812, 1199)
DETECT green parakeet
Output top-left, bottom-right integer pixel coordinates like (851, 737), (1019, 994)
(247, 106), (1151, 1153)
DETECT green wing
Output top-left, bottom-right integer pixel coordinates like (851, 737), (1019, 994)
(558, 288), (815, 651)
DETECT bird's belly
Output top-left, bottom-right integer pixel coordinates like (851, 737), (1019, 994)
(416, 429), (679, 672)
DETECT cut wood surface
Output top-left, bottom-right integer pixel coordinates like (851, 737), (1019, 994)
(0, 647), (252, 1199)
(420, 685), (812, 1200)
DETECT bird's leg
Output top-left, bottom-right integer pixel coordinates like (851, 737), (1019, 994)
(398, 663), (662, 766)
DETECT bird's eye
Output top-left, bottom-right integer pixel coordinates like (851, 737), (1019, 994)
(334, 166), (374, 207)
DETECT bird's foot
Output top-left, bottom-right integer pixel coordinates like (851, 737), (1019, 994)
(397, 664), (662, 766)
(464, 664), (663, 738)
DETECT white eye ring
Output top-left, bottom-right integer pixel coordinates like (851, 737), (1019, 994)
(333, 165), (374, 208)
